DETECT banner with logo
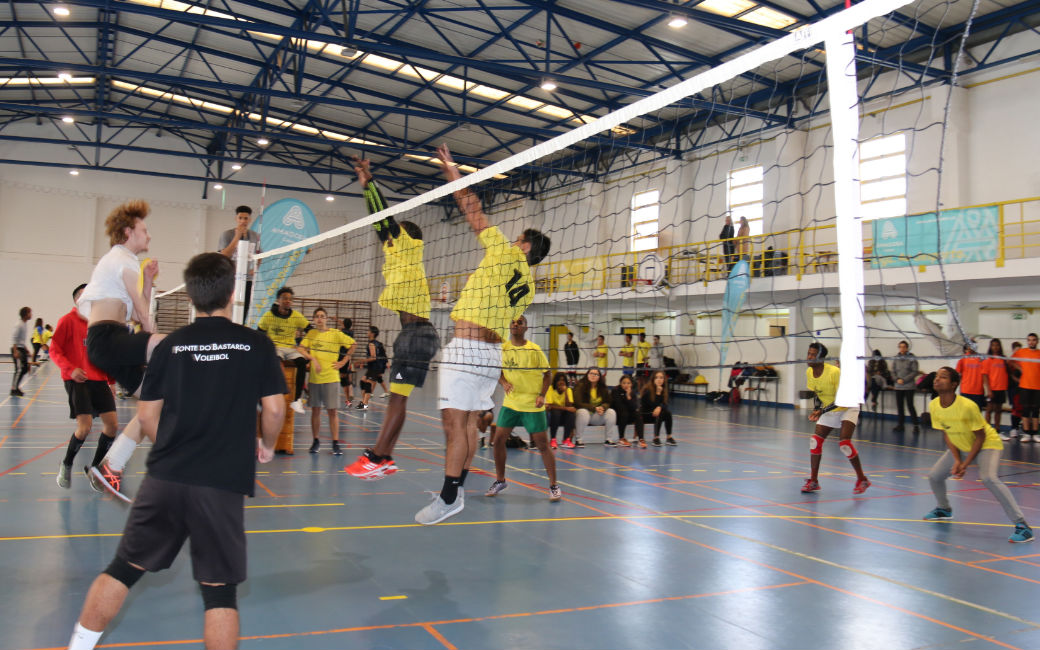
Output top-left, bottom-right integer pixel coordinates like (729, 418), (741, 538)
(870, 206), (998, 268)
(246, 198), (321, 327)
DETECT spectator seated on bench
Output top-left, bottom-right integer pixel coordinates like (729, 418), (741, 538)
(573, 368), (618, 446)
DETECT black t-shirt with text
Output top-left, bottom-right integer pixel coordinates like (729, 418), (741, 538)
(142, 317), (287, 496)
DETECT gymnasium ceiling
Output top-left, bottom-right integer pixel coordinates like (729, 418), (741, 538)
(0, 0), (1037, 199)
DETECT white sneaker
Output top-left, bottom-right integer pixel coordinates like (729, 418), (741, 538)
(381, 392), (390, 398)
(1000, 431), (1011, 441)
(1021, 434), (1034, 443)
(1009, 428), (1022, 439)
(415, 492), (464, 525)
(290, 399), (305, 414)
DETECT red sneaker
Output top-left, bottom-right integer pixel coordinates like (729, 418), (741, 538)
(89, 461), (132, 503)
(800, 478), (821, 493)
(562, 439), (575, 449)
(550, 439), (558, 450)
(853, 478), (871, 494)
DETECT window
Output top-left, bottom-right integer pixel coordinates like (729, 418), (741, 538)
(859, 133), (907, 220)
(727, 165), (763, 236)
(630, 190), (660, 252)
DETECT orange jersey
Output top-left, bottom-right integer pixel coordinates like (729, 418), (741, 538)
(956, 356), (984, 394)
(1013, 347), (1040, 390)
(981, 357), (1008, 391)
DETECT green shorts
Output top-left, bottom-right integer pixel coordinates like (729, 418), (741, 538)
(496, 406), (548, 433)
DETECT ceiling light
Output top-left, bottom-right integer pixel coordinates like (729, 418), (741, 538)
(668, 15), (688, 28)
(69, 169), (79, 176)
(58, 72), (73, 82)
(340, 45), (358, 58)
(53, 5), (70, 16)
(325, 194), (334, 202)
(213, 183), (223, 190)
(231, 163), (242, 170)
(61, 115), (74, 123)
(540, 79), (557, 92)
(256, 137), (269, 146)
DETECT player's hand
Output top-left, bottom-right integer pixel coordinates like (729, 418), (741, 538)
(897, 379), (904, 385)
(143, 259), (159, 281)
(257, 439), (274, 464)
(535, 395), (545, 408)
(808, 409), (822, 422)
(653, 406), (661, 418)
(501, 380), (514, 394)
(333, 360), (346, 370)
(71, 368), (88, 382)
(312, 361), (322, 374)
(351, 156), (373, 186)
(436, 143), (462, 181)
(951, 463), (966, 479)
(234, 224), (249, 239)
(595, 406), (605, 415)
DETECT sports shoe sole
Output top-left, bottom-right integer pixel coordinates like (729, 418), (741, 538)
(414, 498), (464, 525)
(88, 465), (132, 503)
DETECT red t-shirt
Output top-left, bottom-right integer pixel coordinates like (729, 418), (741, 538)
(1013, 347), (1040, 390)
(956, 356), (984, 395)
(982, 357), (1008, 391)
(49, 308), (111, 382)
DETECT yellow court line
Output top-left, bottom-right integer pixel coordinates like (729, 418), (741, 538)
(379, 595), (408, 601)
(0, 513), (1015, 542)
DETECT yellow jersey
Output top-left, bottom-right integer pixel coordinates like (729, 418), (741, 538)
(595, 344), (609, 368)
(257, 309), (310, 349)
(378, 231), (431, 319)
(301, 329), (355, 384)
(450, 226), (533, 341)
(42, 330), (53, 345)
(620, 343), (635, 368)
(501, 339), (549, 412)
(806, 363), (846, 412)
(545, 386), (573, 407)
(637, 341), (651, 364)
(929, 395), (1003, 452)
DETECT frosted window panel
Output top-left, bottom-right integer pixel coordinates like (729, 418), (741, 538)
(729, 166), (763, 186)
(632, 190), (660, 209)
(729, 184), (763, 206)
(861, 177), (906, 202)
(860, 154), (906, 180)
(862, 198), (907, 220)
(860, 133), (905, 160)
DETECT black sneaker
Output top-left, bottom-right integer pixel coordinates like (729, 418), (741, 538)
(892, 425), (905, 433)
(912, 425), (920, 434)
(10, 389), (24, 397)
(331, 441), (343, 456)
(309, 439), (320, 454)
(666, 438), (678, 446)
(603, 439), (617, 446)
(480, 437), (486, 449)
(575, 439), (585, 448)
(652, 438), (663, 447)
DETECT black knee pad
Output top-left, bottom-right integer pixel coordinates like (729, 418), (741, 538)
(360, 380), (372, 393)
(200, 583), (238, 611)
(104, 556), (145, 589)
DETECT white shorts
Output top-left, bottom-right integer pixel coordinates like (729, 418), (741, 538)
(438, 337), (501, 411)
(274, 346), (304, 361)
(818, 407), (860, 430)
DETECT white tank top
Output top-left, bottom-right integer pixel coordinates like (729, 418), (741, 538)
(77, 245), (141, 321)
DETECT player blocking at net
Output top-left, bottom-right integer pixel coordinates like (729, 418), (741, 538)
(415, 143), (551, 525)
(801, 342), (870, 495)
(345, 157), (440, 480)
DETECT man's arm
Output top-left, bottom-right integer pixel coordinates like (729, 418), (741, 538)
(138, 399), (163, 443)
(259, 393), (285, 451)
(536, 370), (551, 408)
(123, 266), (155, 333)
(436, 143), (490, 235)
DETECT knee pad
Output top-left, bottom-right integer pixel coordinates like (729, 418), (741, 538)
(809, 434), (824, 455)
(200, 583), (238, 611)
(104, 556), (145, 589)
(839, 439), (858, 460)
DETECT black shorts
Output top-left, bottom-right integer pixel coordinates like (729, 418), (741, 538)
(1020, 388), (1040, 417)
(962, 392), (987, 410)
(117, 475), (246, 584)
(64, 379), (116, 419)
(388, 321), (440, 389)
(86, 322), (150, 395)
(988, 390), (1007, 406)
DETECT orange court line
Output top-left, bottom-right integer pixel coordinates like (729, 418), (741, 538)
(422, 624), (458, 650)
(27, 581), (807, 649)
(10, 374), (53, 428)
(0, 442), (64, 478)
(0, 435), (7, 451)
(254, 479), (279, 498)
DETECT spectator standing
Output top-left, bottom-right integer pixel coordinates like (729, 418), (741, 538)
(891, 340), (921, 433)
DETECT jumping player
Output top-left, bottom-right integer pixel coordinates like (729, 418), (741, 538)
(414, 143), (550, 525)
(345, 158), (440, 479)
(801, 342), (870, 494)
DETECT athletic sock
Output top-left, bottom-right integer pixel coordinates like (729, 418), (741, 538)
(459, 468), (469, 486)
(62, 434), (86, 467)
(68, 622), (103, 650)
(91, 435), (115, 467)
(104, 435), (138, 472)
(440, 475), (461, 504)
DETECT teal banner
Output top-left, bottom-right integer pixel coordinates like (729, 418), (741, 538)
(870, 206), (999, 268)
(247, 198), (320, 327)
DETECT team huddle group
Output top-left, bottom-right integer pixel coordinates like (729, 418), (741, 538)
(10, 144), (1031, 650)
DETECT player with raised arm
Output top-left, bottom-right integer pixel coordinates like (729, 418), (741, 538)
(345, 157), (440, 479)
(801, 342), (870, 495)
(414, 143), (550, 525)
(76, 200), (165, 502)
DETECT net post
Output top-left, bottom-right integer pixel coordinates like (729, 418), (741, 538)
(825, 31), (866, 408)
(232, 240), (250, 325)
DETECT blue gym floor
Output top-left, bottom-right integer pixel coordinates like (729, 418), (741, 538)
(5, 362), (1040, 650)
